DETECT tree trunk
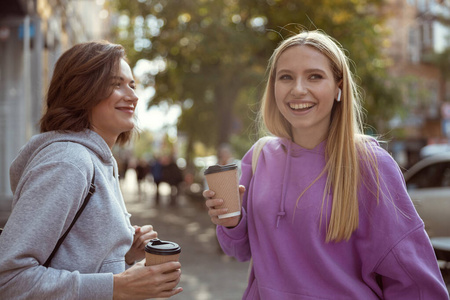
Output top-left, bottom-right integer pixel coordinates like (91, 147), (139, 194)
(215, 78), (241, 148)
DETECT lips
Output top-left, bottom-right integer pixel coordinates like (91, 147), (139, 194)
(116, 106), (135, 113)
(289, 102), (314, 111)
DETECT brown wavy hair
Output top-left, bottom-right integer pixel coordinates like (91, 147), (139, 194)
(40, 41), (134, 145)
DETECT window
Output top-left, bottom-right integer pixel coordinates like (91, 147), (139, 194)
(406, 161), (450, 189)
(408, 27), (420, 63)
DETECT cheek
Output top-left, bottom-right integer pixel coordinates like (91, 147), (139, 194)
(317, 88), (335, 104)
(319, 94), (336, 117)
(91, 101), (110, 122)
(274, 92), (283, 112)
(274, 84), (284, 105)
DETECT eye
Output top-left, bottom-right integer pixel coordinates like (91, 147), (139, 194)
(113, 82), (121, 88)
(129, 83), (136, 90)
(278, 74), (292, 80)
(309, 74), (323, 80)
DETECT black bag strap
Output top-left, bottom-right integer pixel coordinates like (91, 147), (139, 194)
(43, 170), (96, 267)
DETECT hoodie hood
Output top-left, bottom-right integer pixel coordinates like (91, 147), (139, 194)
(278, 137), (327, 157)
(10, 129), (112, 193)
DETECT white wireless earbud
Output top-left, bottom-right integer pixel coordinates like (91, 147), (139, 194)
(337, 88), (342, 102)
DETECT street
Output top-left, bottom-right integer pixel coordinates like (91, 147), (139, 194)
(121, 169), (250, 300)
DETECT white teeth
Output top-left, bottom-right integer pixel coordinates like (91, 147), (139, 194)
(289, 103), (313, 110)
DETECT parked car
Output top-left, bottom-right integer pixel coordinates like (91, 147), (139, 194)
(403, 152), (450, 238)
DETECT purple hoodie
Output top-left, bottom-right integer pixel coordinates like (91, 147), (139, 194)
(216, 138), (448, 299)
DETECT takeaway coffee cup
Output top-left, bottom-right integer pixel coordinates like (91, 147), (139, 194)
(145, 239), (181, 266)
(204, 163), (240, 219)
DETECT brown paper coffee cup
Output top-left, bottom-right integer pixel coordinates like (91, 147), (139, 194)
(204, 164), (240, 219)
(145, 239), (181, 266)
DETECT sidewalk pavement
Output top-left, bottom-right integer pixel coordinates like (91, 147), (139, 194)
(121, 170), (250, 300)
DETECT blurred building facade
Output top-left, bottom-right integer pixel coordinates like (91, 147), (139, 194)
(0, 0), (110, 220)
(384, 0), (450, 168)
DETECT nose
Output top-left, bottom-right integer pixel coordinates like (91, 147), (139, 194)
(291, 79), (307, 97)
(125, 87), (139, 104)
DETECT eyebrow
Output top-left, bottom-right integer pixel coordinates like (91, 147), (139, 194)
(112, 76), (135, 84)
(304, 68), (326, 73)
(277, 68), (326, 74)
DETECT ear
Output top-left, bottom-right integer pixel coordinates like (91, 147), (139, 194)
(336, 80), (343, 102)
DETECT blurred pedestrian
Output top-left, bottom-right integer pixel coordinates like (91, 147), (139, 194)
(161, 155), (184, 206)
(204, 29), (447, 299)
(117, 154), (130, 182)
(150, 155), (163, 205)
(217, 143), (241, 175)
(0, 41), (182, 299)
(135, 158), (150, 198)
(217, 143), (234, 165)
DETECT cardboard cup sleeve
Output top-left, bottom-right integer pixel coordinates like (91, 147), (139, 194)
(204, 164), (241, 219)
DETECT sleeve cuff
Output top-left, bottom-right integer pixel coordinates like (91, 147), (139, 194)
(79, 273), (114, 300)
(219, 208), (248, 240)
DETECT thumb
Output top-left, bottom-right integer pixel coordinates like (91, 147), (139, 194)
(238, 185), (246, 194)
(134, 226), (142, 235)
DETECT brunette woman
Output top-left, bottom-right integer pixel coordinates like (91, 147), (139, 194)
(0, 41), (182, 299)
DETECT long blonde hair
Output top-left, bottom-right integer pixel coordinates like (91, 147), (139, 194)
(259, 30), (379, 242)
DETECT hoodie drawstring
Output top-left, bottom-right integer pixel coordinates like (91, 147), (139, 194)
(277, 141), (292, 228)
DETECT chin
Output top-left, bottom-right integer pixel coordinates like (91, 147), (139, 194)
(121, 121), (135, 131)
(122, 127), (134, 134)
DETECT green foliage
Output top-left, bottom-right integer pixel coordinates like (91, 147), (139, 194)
(110, 0), (402, 161)
(132, 129), (155, 159)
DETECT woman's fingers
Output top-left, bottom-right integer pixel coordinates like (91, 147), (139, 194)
(205, 198), (229, 218)
(156, 261), (182, 273)
(157, 287), (184, 298)
(203, 189), (215, 198)
(141, 225), (154, 232)
(204, 188), (242, 227)
(132, 225), (158, 249)
(205, 198), (223, 209)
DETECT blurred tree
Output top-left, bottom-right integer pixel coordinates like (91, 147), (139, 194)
(132, 129), (155, 159)
(110, 0), (402, 161)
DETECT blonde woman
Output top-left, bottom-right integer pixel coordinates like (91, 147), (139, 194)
(204, 30), (447, 299)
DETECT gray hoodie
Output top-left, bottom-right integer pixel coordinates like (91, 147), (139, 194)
(0, 130), (134, 299)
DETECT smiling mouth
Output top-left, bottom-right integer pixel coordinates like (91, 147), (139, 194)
(289, 103), (314, 111)
(116, 107), (135, 113)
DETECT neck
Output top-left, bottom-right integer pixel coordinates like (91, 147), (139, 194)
(292, 131), (327, 149)
(90, 126), (117, 149)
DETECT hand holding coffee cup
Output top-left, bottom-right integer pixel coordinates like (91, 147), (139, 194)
(204, 185), (245, 228)
(204, 164), (242, 225)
